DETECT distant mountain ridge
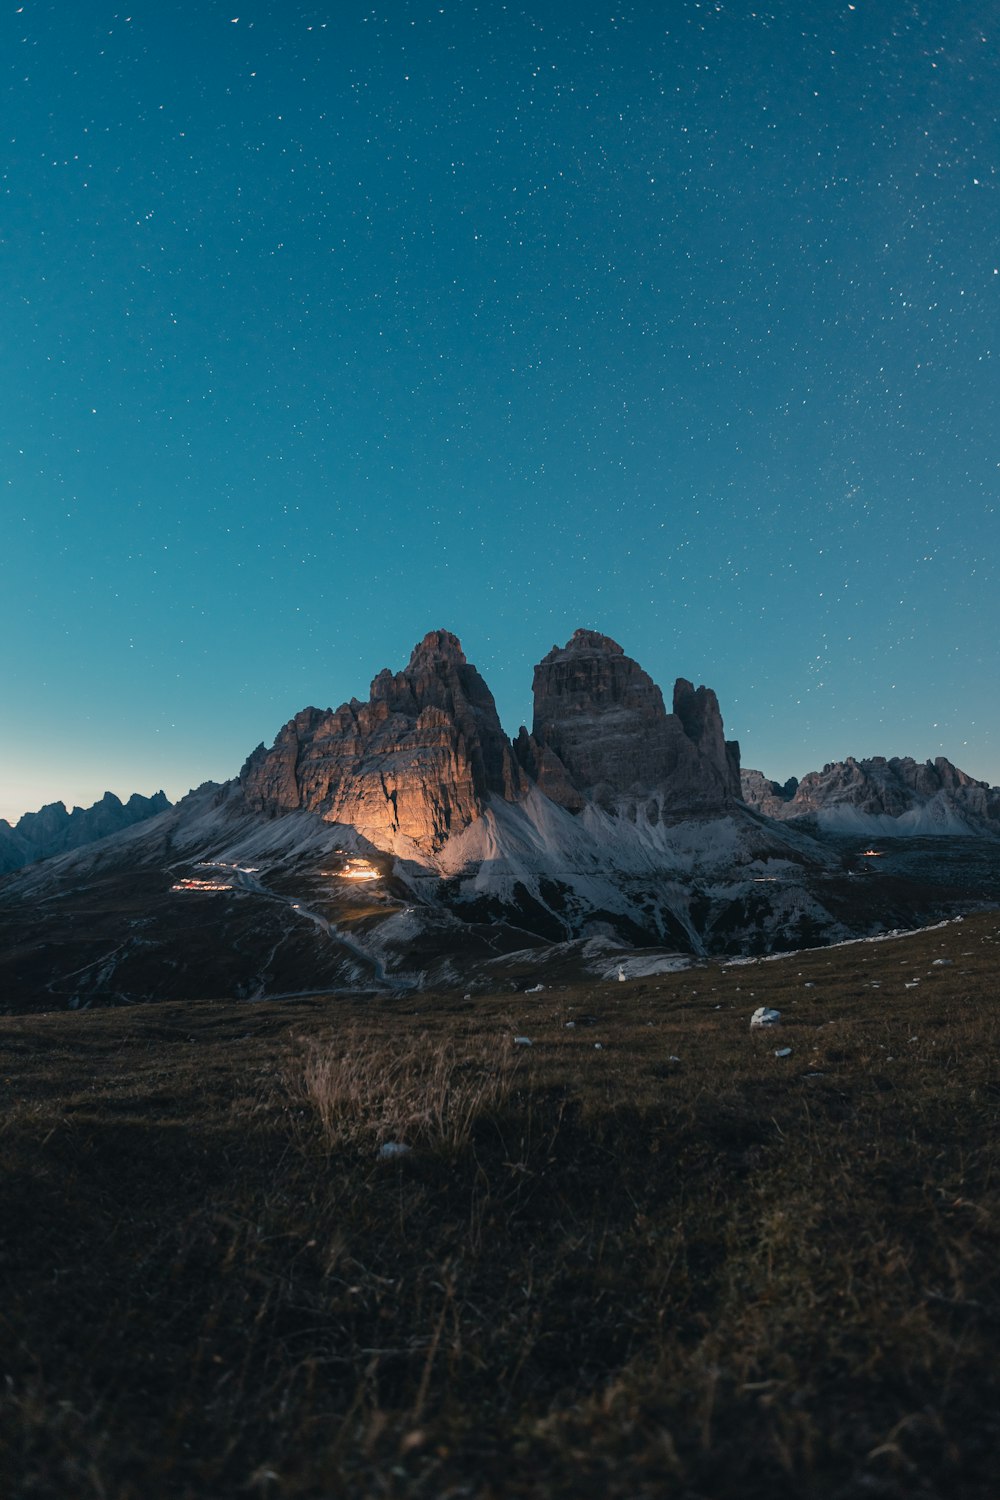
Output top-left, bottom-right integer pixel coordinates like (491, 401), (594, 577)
(0, 790), (171, 874)
(4, 631), (999, 1012)
(741, 756), (1000, 836)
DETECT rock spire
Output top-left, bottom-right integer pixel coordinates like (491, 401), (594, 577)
(240, 629), (522, 852)
(520, 629), (741, 811)
(240, 627), (742, 852)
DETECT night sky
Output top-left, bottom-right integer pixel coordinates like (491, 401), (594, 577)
(3, 1), (999, 821)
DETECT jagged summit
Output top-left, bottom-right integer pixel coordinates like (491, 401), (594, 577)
(0, 789), (171, 874)
(526, 630), (741, 811)
(241, 629), (520, 852)
(541, 628), (627, 659)
(240, 627), (742, 854)
(741, 755), (1000, 835)
(407, 628), (467, 666)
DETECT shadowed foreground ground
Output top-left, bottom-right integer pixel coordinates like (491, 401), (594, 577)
(2, 912), (998, 1498)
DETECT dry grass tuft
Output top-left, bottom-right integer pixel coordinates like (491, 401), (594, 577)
(293, 1028), (518, 1154)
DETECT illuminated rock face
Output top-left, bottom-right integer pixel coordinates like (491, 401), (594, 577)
(240, 627), (743, 855)
(522, 629), (742, 813)
(240, 630), (523, 853)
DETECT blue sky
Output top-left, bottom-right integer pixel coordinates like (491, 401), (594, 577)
(2, 0), (998, 820)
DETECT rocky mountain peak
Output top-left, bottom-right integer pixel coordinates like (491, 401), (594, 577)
(551, 628), (626, 659)
(408, 628), (467, 666)
(527, 630), (740, 812)
(240, 627), (744, 852)
(0, 790), (172, 875)
(241, 630), (521, 853)
(741, 755), (999, 834)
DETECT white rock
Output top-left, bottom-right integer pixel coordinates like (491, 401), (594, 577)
(378, 1142), (412, 1160)
(931, 959), (953, 967)
(617, 966), (627, 982)
(594, 1042), (603, 1050)
(524, 983), (544, 993)
(774, 1047), (792, 1058)
(750, 1007), (781, 1028)
(513, 1035), (533, 1046)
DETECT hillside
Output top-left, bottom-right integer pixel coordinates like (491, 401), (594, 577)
(2, 911), (998, 1498)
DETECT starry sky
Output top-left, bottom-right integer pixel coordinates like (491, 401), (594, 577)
(2, 0), (999, 821)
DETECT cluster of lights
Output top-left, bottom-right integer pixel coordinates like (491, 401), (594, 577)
(317, 857), (381, 882)
(195, 861), (260, 873)
(171, 879), (233, 893)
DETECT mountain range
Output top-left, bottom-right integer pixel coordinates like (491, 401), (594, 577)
(2, 628), (998, 1012)
(741, 757), (1000, 835)
(0, 789), (170, 875)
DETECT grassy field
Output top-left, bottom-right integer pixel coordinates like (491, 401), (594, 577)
(2, 912), (999, 1498)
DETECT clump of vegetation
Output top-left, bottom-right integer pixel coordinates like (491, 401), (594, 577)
(1, 912), (999, 1497)
(293, 1028), (518, 1154)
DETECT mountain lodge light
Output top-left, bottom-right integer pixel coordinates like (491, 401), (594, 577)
(318, 857), (382, 881)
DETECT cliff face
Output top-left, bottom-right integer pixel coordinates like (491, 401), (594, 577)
(741, 756), (1000, 833)
(524, 629), (741, 812)
(240, 630), (522, 852)
(240, 627), (742, 854)
(740, 770), (799, 820)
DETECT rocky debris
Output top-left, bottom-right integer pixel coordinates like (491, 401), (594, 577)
(0, 790), (171, 875)
(377, 1142), (412, 1159)
(525, 629), (742, 813)
(241, 630), (523, 853)
(742, 755), (1000, 834)
(750, 1007), (782, 1027)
